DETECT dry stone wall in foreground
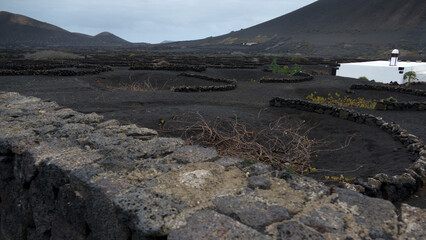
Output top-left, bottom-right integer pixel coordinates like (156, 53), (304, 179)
(0, 92), (425, 240)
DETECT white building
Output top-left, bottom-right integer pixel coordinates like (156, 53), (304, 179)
(336, 49), (426, 84)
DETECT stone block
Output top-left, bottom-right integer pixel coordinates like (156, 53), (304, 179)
(248, 176), (272, 190)
(338, 110), (349, 119)
(299, 206), (345, 234)
(277, 221), (325, 240)
(214, 196), (291, 229)
(214, 157), (245, 168)
(398, 204), (426, 240)
(168, 210), (272, 240)
(168, 145), (218, 164)
(336, 188), (398, 237)
(246, 163), (273, 176)
(115, 188), (187, 237)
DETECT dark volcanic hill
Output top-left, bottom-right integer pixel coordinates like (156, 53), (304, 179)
(0, 11), (130, 47)
(171, 0), (426, 57)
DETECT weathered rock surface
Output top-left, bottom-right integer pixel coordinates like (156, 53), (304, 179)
(0, 92), (424, 239)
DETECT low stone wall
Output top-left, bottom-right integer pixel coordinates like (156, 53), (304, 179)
(350, 84), (426, 96)
(375, 100), (426, 111)
(1, 92), (425, 240)
(270, 97), (425, 202)
(0, 65), (112, 76)
(259, 72), (313, 83)
(129, 64), (206, 72)
(206, 64), (257, 69)
(171, 73), (237, 92)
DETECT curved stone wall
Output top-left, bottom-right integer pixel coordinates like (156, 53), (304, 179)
(0, 68), (112, 76)
(350, 84), (426, 97)
(171, 73), (237, 92)
(0, 64), (112, 76)
(270, 97), (425, 202)
(129, 64), (206, 72)
(0, 92), (424, 239)
(259, 72), (313, 83)
(375, 100), (426, 111)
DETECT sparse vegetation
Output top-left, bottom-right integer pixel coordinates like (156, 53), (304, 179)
(163, 113), (351, 174)
(96, 80), (157, 91)
(306, 92), (377, 109)
(324, 174), (356, 183)
(269, 59), (303, 75)
(96, 75), (164, 91)
(403, 71), (418, 84)
(250, 78), (259, 83)
(358, 76), (369, 81)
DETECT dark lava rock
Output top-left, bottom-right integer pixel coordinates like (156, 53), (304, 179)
(214, 157), (246, 168)
(114, 188), (187, 237)
(277, 221), (325, 240)
(54, 184), (87, 236)
(375, 102), (387, 111)
(336, 188), (398, 237)
(247, 163), (273, 176)
(168, 210), (272, 240)
(213, 196), (291, 229)
(299, 206), (345, 234)
(248, 176), (272, 190)
(271, 170), (292, 180)
(168, 145), (218, 164)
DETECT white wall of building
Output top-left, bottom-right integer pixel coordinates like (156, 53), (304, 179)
(336, 61), (426, 84)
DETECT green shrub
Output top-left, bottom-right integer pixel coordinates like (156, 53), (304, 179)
(403, 71), (418, 84)
(290, 65), (302, 75)
(269, 59), (302, 76)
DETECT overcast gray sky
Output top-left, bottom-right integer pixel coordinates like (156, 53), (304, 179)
(2, 0), (317, 43)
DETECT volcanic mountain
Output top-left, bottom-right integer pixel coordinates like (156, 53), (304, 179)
(172, 0), (426, 57)
(0, 11), (129, 47)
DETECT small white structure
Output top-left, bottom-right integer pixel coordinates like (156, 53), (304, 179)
(389, 49), (399, 66)
(336, 49), (426, 84)
(242, 42), (258, 46)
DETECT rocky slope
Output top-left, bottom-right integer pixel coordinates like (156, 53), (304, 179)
(169, 0), (426, 57)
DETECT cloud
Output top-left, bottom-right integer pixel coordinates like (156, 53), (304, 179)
(2, 0), (316, 43)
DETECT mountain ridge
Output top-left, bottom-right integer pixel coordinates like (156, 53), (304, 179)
(1, 0), (425, 58)
(0, 11), (130, 47)
(169, 0), (425, 57)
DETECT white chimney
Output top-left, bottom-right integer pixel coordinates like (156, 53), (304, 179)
(389, 49), (399, 66)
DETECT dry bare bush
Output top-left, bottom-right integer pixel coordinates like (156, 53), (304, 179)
(96, 75), (168, 91)
(163, 112), (352, 174)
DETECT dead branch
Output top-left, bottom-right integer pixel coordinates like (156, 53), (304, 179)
(162, 112), (350, 174)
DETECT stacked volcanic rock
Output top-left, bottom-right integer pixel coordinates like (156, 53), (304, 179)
(0, 92), (424, 240)
(129, 64), (206, 72)
(260, 72), (314, 83)
(350, 84), (426, 97)
(171, 73), (237, 92)
(0, 65), (112, 76)
(270, 97), (425, 202)
(375, 100), (426, 111)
